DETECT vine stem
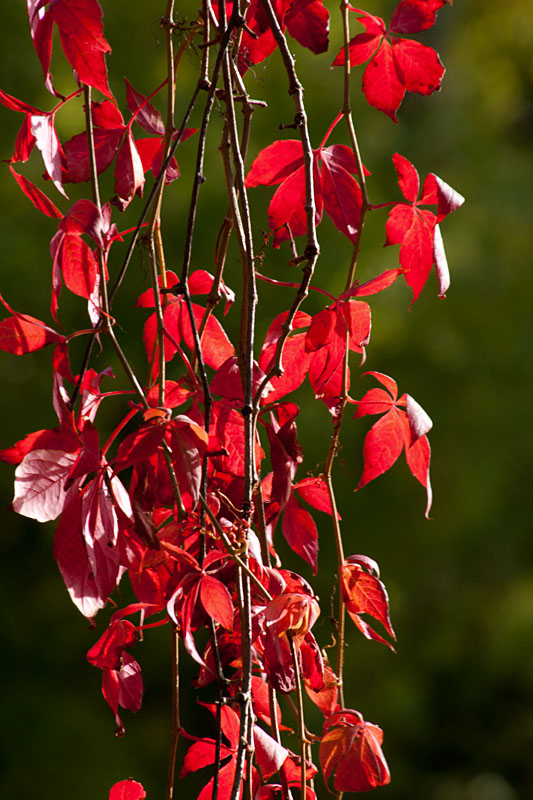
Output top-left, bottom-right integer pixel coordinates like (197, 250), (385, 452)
(164, 623), (181, 800)
(253, 0), (321, 411)
(288, 634), (309, 800)
(320, 0), (379, 713)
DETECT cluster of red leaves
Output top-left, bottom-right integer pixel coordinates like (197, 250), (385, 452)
(0, 0), (463, 798)
(332, 1), (450, 122)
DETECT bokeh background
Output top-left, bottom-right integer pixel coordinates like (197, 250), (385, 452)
(1, 1), (532, 798)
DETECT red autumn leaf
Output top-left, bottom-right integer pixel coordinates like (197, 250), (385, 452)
(80, 472), (124, 590)
(199, 574), (234, 630)
(341, 558), (396, 649)
(354, 371), (433, 515)
(102, 651), (143, 733)
(320, 144), (363, 242)
(32, 0), (113, 99)
(250, 675), (287, 731)
(113, 424), (167, 473)
(179, 703), (266, 800)
(246, 136), (365, 246)
(59, 198), (106, 244)
(285, 0), (329, 54)
(109, 780), (146, 800)
(305, 299), (370, 407)
(254, 724), (289, 779)
(8, 166), (62, 218)
(124, 77), (165, 136)
(50, 230), (98, 317)
(87, 618), (138, 670)
(264, 411), (303, 511)
(384, 153), (463, 301)
(391, 0), (449, 33)
(53, 491), (110, 618)
(293, 476), (340, 519)
(341, 268), (403, 298)
(320, 708), (391, 793)
(114, 129), (145, 210)
(30, 113), (67, 197)
(11, 115), (37, 163)
(12, 449), (79, 522)
(62, 126), (125, 184)
(305, 661), (339, 717)
(0, 426), (79, 466)
(282, 492), (319, 573)
(0, 87), (41, 115)
(332, 3), (447, 121)
(237, 0), (329, 74)
(143, 293), (234, 370)
(0, 310), (63, 354)
(264, 592), (320, 646)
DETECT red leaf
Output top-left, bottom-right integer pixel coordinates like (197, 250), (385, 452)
(49, 0), (112, 98)
(264, 592), (320, 645)
(180, 302), (235, 370)
(405, 392), (432, 444)
(393, 37), (445, 96)
(91, 99), (124, 129)
(87, 619), (138, 670)
(114, 425), (166, 473)
(392, 152), (419, 202)
(11, 115), (37, 163)
(81, 473), (123, 588)
(282, 493), (319, 573)
(114, 130), (145, 210)
(168, 416), (209, 508)
(27, 0), (55, 95)
(358, 409), (405, 487)
(62, 127), (124, 184)
(345, 268), (403, 298)
(125, 77), (165, 135)
(332, 5), (446, 121)
(0, 427), (79, 466)
(115, 652), (143, 714)
(285, 0), (329, 55)
(13, 449), (78, 522)
(0, 87), (42, 115)
(53, 491), (108, 618)
(8, 166), (62, 218)
(341, 560), (395, 648)
(259, 334), (310, 404)
(404, 431), (432, 518)
(305, 661), (339, 717)
(433, 222), (450, 297)
(55, 232), (98, 299)
(293, 476), (340, 519)
(253, 724), (289, 779)
(30, 113), (67, 197)
(425, 173), (466, 222)
(180, 740), (231, 777)
(268, 163), (309, 245)
(355, 373), (433, 514)
(390, 0), (448, 34)
(0, 311), (63, 354)
(362, 41), (405, 123)
(245, 140), (304, 187)
(321, 709), (391, 792)
(199, 574), (234, 630)
(109, 780), (146, 800)
(320, 152), (362, 242)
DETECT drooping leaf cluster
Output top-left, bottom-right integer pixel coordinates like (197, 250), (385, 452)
(0, 1), (463, 797)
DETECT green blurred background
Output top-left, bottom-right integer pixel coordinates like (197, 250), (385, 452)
(1, 1), (532, 798)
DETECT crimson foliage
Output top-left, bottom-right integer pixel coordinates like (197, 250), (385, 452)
(0, 1), (463, 798)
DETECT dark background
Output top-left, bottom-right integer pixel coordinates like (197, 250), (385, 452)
(0, 1), (532, 798)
